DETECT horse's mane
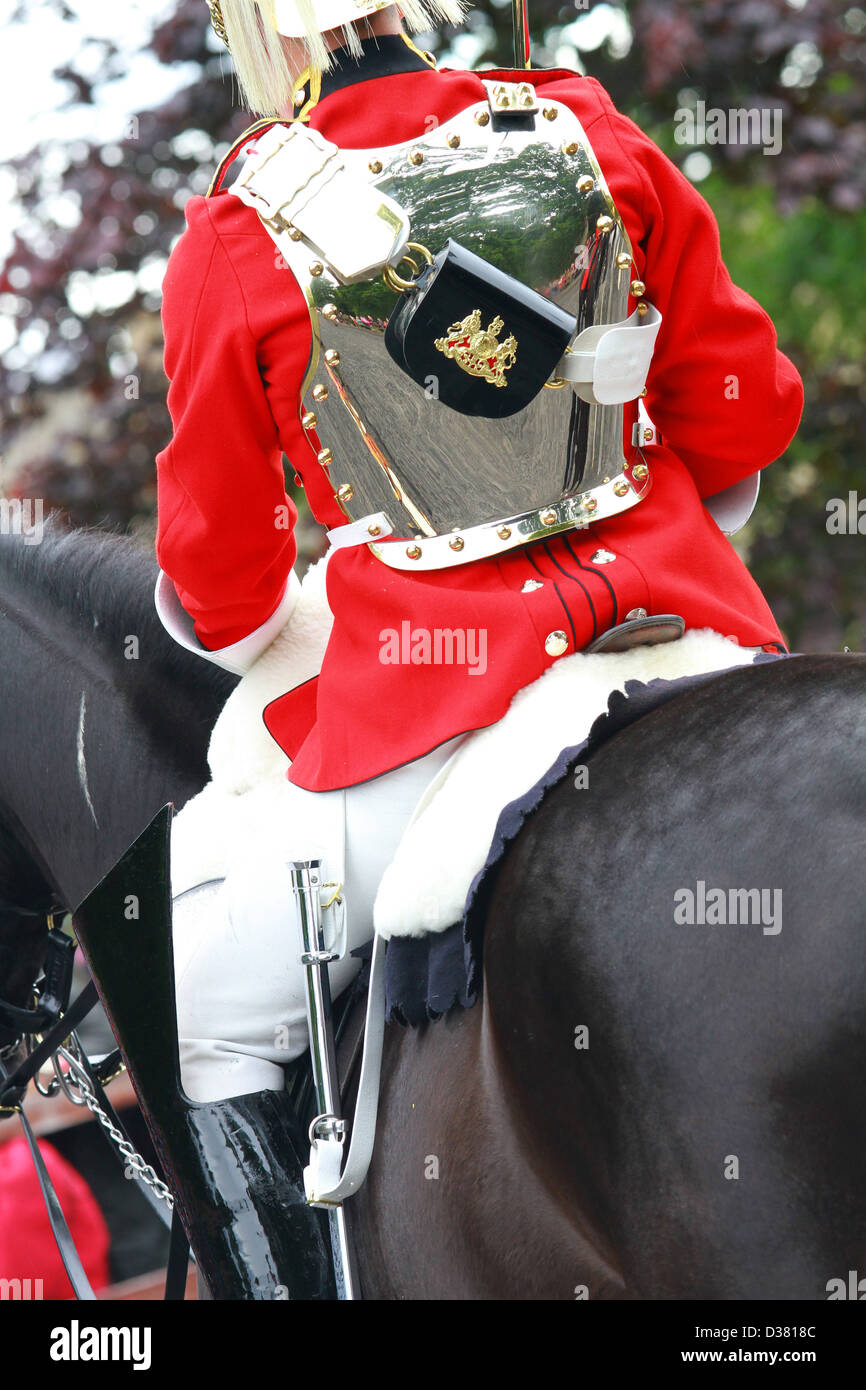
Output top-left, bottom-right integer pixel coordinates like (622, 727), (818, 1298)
(0, 513), (235, 702)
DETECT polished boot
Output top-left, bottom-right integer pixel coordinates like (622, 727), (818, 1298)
(72, 806), (335, 1300)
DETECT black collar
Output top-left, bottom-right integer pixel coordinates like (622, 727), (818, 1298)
(296, 34), (434, 114)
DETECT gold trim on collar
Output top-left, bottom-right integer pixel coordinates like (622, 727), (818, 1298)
(399, 32), (437, 68)
(292, 65), (323, 123)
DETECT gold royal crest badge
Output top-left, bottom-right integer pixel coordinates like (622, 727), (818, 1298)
(434, 310), (518, 388)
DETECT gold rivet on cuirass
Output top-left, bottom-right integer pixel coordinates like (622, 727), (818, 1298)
(616, 251), (631, 269)
(368, 159), (382, 174)
(337, 482), (354, 501)
(409, 149), (424, 166)
(497, 525), (511, 540)
(543, 106), (558, 121)
(322, 302), (338, 320)
(324, 349), (340, 367)
(367, 522), (381, 536)
(632, 463), (649, 480)
(596, 214), (614, 233)
(643, 428), (654, 443)
(317, 448), (333, 466)
(312, 383), (328, 402)
(406, 543), (422, 559)
(540, 508), (557, 526)
(640, 387), (648, 398)
(613, 480), (630, 497)
(301, 411), (317, 430)
(583, 496), (599, 513)
(563, 141), (579, 156)
(631, 280), (646, 297)
(309, 261), (324, 277)
(637, 301), (649, 316)
(577, 174), (594, 193)
(475, 109), (490, 126)
(449, 535), (465, 551)
(446, 133), (461, 148)
(289, 226), (302, 241)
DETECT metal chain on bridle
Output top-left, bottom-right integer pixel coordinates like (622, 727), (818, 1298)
(50, 1035), (175, 1210)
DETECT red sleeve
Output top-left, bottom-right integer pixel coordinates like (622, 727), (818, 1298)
(576, 78), (804, 499)
(154, 198), (299, 650)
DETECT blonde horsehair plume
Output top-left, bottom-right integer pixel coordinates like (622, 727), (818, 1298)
(220, 0), (467, 115)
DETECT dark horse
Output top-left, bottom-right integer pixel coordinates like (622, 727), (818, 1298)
(2, 520), (865, 1299)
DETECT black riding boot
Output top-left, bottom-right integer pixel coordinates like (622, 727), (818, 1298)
(72, 806), (336, 1301)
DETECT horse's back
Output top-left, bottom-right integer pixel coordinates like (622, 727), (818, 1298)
(485, 653), (866, 1298)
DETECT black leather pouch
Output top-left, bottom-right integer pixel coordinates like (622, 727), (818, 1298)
(385, 239), (576, 419)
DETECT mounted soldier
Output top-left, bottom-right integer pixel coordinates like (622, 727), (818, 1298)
(73, 0), (802, 1298)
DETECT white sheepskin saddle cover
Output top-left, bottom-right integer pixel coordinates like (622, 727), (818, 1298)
(170, 556), (758, 940)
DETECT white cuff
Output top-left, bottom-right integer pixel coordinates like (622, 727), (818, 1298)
(703, 473), (761, 537)
(154, 569), (302, 676)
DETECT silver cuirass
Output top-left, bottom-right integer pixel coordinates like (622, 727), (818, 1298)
(229, 81), (658, 571)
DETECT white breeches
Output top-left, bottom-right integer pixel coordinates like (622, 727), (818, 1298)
(172, 738), (463, 1103)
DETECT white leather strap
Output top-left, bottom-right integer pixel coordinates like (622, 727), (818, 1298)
(229, 123), (410, 285)
(303, 930), (387, 1205)
(556, 302), (662, 405)
(326, 512), (393, 551)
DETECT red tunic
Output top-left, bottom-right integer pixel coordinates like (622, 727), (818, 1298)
(155, 58), (803, 791)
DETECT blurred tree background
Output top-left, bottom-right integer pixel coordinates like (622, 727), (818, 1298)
(1, 0), (864, 649)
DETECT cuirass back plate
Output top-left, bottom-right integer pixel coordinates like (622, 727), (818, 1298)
(276, 96), (649, 568)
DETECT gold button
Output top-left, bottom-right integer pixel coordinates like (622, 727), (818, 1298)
(563, 141), (579, 156)
(475, 109), (490, 126)
(406, 543), (422, 559)
(643, 428), (655, 443)
(630, 279), (646, 297)
(577, 174), (594, 193)
(317, 448), (333, 466)
(545, 631), (569, 657)
(324, 349), (340, 367)
(322, 302), (338, 320)
(309, 261), (324, 277)
(632, 463), (649, 480)
(449, 535), (465, 551)
(497, 525), (511, 540)
(409, 149), (424, 166)
(540, 507), (558, 526)
(367, 522), (381, 537)
(542, 106), (558, 121)
(312, 383), (328, 402)
(301, 411), (317, 430)
(337, 482), (353, 502)
(613, 480), (630, 497)
(596, 214), (614, 233)
(368, 159), (382, 174)
(446, 133), (461, 148)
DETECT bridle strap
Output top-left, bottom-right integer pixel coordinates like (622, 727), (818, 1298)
(17, 1105), (98, 1300)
